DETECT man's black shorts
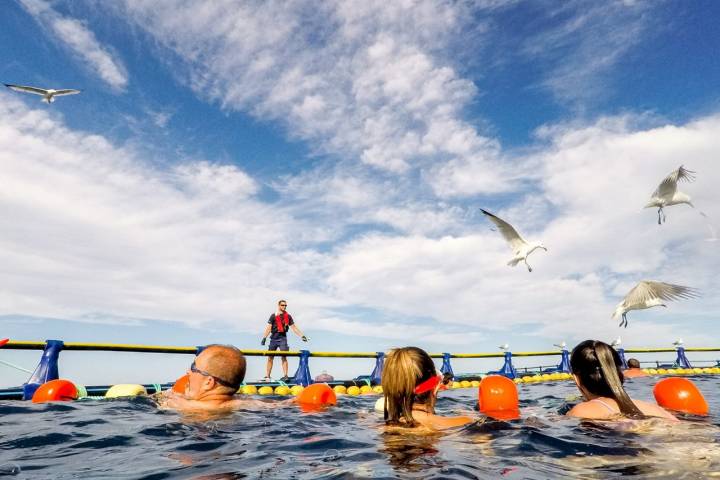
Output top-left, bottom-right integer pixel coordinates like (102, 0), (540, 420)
(268, 336), (289, 353)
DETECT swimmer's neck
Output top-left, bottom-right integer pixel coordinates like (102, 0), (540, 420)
(194, 390), (236, 404)
(412, 403), (435, 415)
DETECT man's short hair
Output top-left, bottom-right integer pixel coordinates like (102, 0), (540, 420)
(627, 358), (641, 369)
(278, 299), (286, 305)
(202, 344), (246, 389)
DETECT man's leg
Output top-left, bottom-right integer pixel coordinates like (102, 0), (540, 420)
(280, 337), (290, 380)
(266, 356), (274, 378)
(281, 356), (289, 376)
(266, 338), (281, 379)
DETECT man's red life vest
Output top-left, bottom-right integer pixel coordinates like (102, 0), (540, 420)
(274, 312), (290, 333)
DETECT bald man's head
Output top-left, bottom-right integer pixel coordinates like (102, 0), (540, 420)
(199, 345), (246, 390)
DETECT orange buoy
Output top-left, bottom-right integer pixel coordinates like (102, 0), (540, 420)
(653, 377), (709, 415)
(32, 379), (78, 403)
(296, 383), (337, 412)
(172, 374), (190, 394)
(478, 375), (520, 421)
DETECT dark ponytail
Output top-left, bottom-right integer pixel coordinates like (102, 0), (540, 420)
(571, 340), (643, 417)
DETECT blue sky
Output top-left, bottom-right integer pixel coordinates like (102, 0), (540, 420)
(1, 0), (719, 386)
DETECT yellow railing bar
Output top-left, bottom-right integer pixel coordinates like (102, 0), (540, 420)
(3, 341), (719, 357)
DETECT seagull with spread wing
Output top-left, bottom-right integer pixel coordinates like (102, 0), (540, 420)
(612, 281), (700, 328)
(480, 209), (547, 272)
(644, 165), (695, 224)
(4, 83), (81, 103)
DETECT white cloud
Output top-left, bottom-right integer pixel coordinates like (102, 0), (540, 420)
(1, 89), (719, 353)
(322, 113), (720, 346)
(19, 0), (128, 90)
(0, 94), (321, 330)
(520, 1), (654, 105)
(115, 0), (506, 193)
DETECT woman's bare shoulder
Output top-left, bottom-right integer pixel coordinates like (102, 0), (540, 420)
(566, 401), (613, 419)
(632, 399), (679, 421)
(425, 414), (474, 429)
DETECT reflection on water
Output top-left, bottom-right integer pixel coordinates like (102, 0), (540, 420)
(0, 376), (718, 478)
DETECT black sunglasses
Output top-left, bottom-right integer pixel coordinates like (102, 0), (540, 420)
(190, 360), (239, 389)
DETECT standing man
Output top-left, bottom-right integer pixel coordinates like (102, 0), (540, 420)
(261, 299), (308, 382)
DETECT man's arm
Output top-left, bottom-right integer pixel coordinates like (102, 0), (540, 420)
(261, 324), (272, 345)
(290, 324), (307, 341)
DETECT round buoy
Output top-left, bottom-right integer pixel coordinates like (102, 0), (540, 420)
(374, 396), (385, 412)
(241, 385), (257, 395)
(297, 383), (337, 406)
(105, 384), (146, 398)
(32, 379), (78, 403)
(359, 385), (373, 394)
(346, 386), (361, 396)
(372, 385), (383, 394)
(478, 375), (520, 420)
(274, 385), (290, 396)
(172, 374), (189, 394)
(333, 385), (347, 395)
(290, 385), (304, 396)
(653, 377), (709, 415)
(258, 386), (274, 395)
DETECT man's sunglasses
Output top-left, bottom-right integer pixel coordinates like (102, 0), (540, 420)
(190, 360), (239, 389)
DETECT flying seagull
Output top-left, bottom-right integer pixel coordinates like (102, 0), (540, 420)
(612, 281), (700, 328)
(498, 344), (510, 351)
(4, 83), (81, 103)
(480, 209), (547, 272)
(611, 337), (622, 348)
(672, 338), (684, 348)
(553, 341), (566, 350)
(644, 165), (695, 224)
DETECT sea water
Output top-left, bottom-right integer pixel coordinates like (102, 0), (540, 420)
(0, 376), (718, 479)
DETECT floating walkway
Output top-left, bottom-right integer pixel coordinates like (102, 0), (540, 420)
(0, 339), (718, 400)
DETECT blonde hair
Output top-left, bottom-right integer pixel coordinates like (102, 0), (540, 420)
(382, 347), (437, 426)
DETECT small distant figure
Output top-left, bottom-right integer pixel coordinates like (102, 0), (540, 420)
(566, 340), (676, 421)
(4, 83), (81, 103)
(260, 299), (307, 382)
(644, 165), (695, 224)
(480, 209), (547, 272)
(382, 346), (472, 429)
(623, 358), (648, 378)
(314, 370), (334, 383)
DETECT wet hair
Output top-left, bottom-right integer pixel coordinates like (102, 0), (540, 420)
(202, 344), (246, 391)
(382, 347), (437, 427)
(627, 358), (641, 369)
(570, 340), (642, 417)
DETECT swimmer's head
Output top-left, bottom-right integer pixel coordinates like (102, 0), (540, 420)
(627, 358), (641, 369)
(185, 344), (245, 400)
(570, 340), (642, 417)
(382, 346), (439, 426)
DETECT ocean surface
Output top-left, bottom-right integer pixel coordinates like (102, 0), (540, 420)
(1, 376), (719, 479)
